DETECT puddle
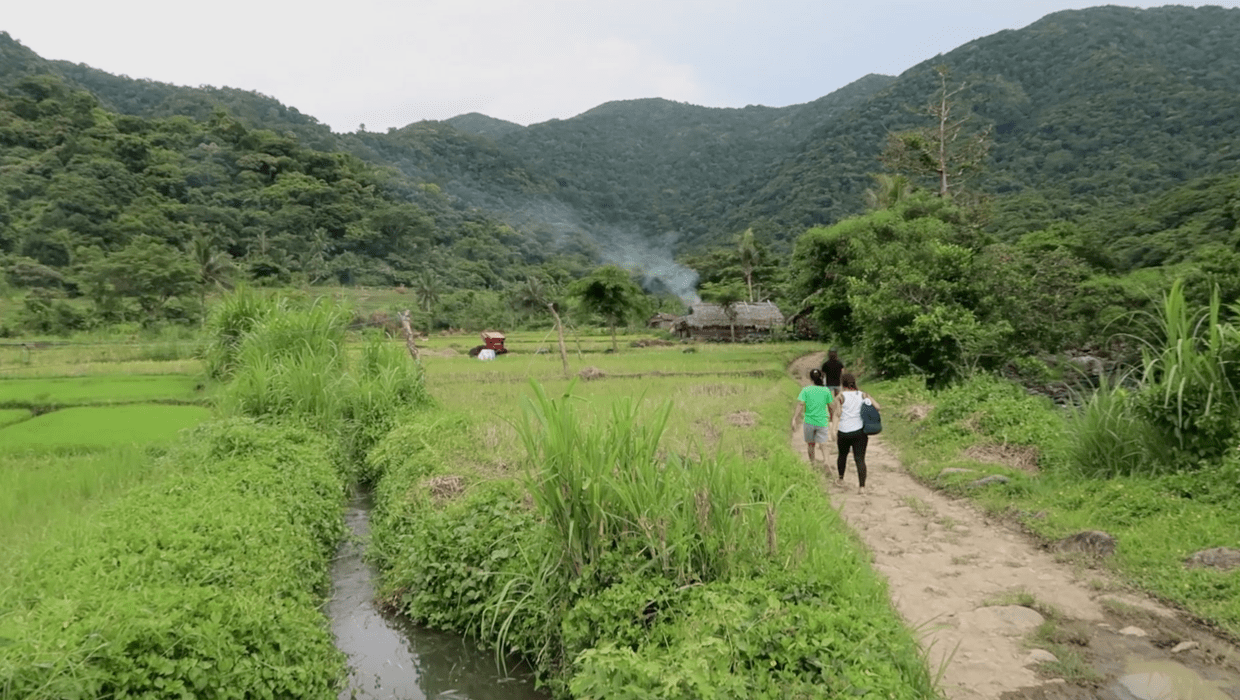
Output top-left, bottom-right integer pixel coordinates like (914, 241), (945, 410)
(1113, 659), (1232, 700)
(329, 492), (549, 700)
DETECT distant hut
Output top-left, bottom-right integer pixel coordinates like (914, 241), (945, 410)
(676, 301), (785, 341)
(647, 312), (679, 331)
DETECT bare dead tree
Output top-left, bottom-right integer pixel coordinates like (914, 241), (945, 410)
(397, 309), (421, 365)
(880, 65), (992, 200)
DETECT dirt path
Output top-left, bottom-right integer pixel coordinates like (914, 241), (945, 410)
(788, 354), (1240, 700)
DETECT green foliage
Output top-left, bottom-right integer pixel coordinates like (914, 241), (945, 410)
(0, 419), (347, 699)
(567, 576), (936, 700)
(1130, 281), (1240, 466)
(923, 374), (1070, 471)
(570, 266), (648, 350)
(80, 235), (202, 326)
(791, 196), (1016, 384)
(14, 288), (91, 335)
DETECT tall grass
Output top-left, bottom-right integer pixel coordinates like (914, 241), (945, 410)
(1073, 281), (1240, 476)
(1135, 280), (1240, 463)
(1068, 378), (1163, 478)
(516, 380), (784, 585)
(200, 285), (281, 380)
(217, 298), (352, 427)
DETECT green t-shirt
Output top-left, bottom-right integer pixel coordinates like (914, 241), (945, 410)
(796, 385), (834, 427)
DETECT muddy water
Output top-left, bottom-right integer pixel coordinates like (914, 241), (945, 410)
(329, 492), (549, 700)
(1114, 659), (1233, 700)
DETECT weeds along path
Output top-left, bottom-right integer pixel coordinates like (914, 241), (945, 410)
(788, 354), (1240, 700)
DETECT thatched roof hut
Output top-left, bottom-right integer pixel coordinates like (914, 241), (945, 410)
(647, 312), (679, 330)
(676, 301), (785, 341)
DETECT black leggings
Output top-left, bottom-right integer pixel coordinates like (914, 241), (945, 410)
(836, 429), (869, 487)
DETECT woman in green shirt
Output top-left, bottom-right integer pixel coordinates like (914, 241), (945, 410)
(793, 368), (834, 465)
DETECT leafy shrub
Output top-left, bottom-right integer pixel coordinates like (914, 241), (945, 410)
(567, 576), (936, 700)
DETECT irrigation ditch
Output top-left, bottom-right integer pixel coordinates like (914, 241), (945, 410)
(329, 490), (547, 700)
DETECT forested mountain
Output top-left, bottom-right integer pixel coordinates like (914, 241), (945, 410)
(0, 68), (588, 331)
(338, 5), (1240, 253)
(746, 4), (1240, 247)
(3, 4), (1240, 335)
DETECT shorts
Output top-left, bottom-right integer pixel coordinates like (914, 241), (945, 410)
(803, 423), (830, 444)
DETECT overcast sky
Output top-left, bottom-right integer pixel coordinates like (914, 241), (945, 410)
(6, 1), (1239, 133)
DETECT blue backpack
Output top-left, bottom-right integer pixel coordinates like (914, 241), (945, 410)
(860, 397), (882, 435)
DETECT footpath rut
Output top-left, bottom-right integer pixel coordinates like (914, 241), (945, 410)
(788, 354), (1240, 700)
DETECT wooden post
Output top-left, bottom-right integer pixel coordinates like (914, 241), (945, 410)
(397, 310), (421, 364)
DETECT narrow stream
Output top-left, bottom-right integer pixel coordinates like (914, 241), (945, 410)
(329, 491), (549, 700)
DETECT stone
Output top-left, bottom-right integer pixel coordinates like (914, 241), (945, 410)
(970, 474), (1011, 487)
(961, 605), (1045, 637)
(1171, 641), (1199, 653)
(1185, 547), (1240, 571)
(1119, 626), (1149, 637)
(1053, 530), (1117, 558)
(1024, 649), (1059, 665)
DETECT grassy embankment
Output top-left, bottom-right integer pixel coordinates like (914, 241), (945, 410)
(366, 338), (944, 698)
(873, 368), (1240, 638)
(1, 293), (429, 698)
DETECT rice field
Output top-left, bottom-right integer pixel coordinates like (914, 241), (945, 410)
(0, 343), (213, 555)
(0, 374), (205, 407)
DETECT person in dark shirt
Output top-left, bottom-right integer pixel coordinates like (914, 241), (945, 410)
(820, 349), (844, 396)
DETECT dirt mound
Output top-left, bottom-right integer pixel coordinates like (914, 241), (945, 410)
(726, 410), (758, 428)
(903, 404), (934, 422)
(1052, 530), (1118, 558)
(421, 475), (465, 501)
(630, 338), (674, 348)
(964, 442), (1041, 472)
(578, 366), (606, 381)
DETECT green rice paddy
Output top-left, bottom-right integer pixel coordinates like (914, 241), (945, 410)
(0, 404), (211, 449)
(0, 374), (205, 407)
(0, 408), (30, 428)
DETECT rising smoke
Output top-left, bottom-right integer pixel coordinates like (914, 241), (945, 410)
(509, 197), (701, 304)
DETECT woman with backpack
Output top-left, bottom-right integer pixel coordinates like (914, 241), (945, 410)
(829, 372), (881, 493)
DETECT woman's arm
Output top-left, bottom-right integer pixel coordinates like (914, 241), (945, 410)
(863, 392), (881, 409)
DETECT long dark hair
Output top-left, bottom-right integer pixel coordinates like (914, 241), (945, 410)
(809, 368), (825, 386)
(841, 372), (858, 389)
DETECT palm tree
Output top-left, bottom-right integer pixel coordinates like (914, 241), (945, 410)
(864, 173), (913, 210)
(738, 228), (759, 302)
(413, 270), (440, 336)
(187, 233), (235, 314)
(515, 276), (569, 377)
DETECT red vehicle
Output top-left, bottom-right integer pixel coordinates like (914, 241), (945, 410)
(470, 331), (508, 357)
